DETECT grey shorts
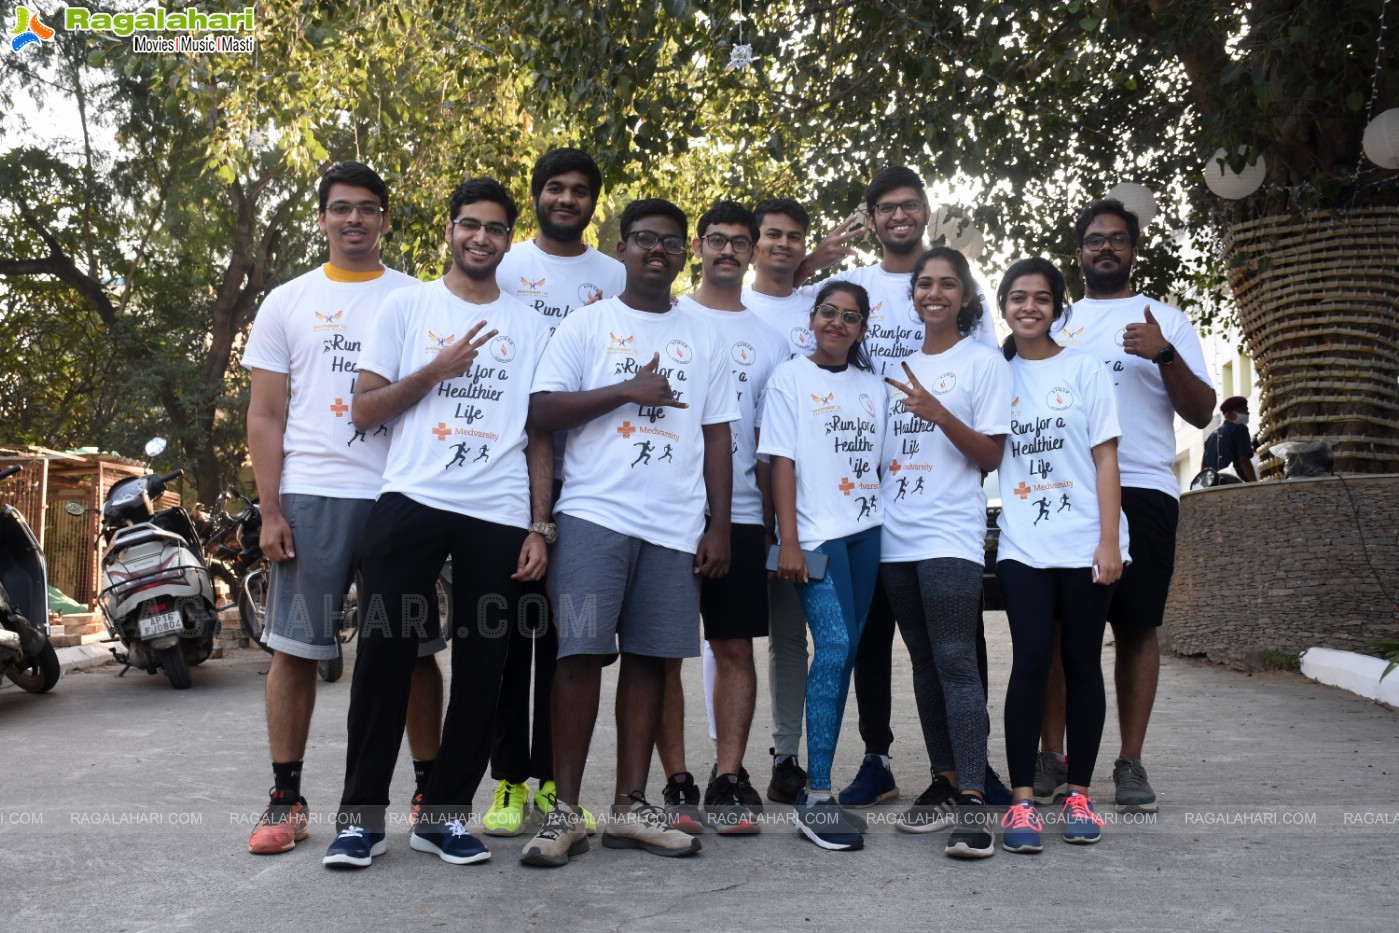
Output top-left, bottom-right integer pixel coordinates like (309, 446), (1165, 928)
(264, 494), (445, 660)
(549, 512), (701, 660)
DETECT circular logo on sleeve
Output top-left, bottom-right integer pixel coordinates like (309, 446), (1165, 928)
(931, 372), (957, 395)
(732, 341), (755, 366)
(1046, 386), (1075, 411)
(490, 335), (517, 363)
(666, 339), (692, 364)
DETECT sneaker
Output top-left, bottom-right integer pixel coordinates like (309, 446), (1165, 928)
(984, 765), (1013, 806)
(533, 780), (597, 834)
(520, 802), (588, 867)
(767, 749), (808, 804)
(794, 790), (864, 851)
(322, 825), (386, 869)
(1000, 800), (1044, 854)
(409, 791), (424, 828)
(734, 768), (765, 810)
(1062, 791), (1105, 844)
(945, 795), (996, 859)
(895, 775), (957, 833)
(1112, 757), (1158, 812)
(1033, 751), (1069, 805)
(410, 819), (492, 864)
(703, 773), (760, 835)
(248, 788), (309, 854)
(482, 779), (529, 837)
(661, 771), (705, 834)
(837, 754), (899, 806)
(601, 794), (703, 858)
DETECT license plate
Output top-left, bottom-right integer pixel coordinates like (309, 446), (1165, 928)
(138, 609), (184, 638)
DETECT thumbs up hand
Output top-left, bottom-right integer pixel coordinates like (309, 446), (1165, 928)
(1122, 303), (1168, 361)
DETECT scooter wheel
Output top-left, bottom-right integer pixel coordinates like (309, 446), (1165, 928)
(5, 639), (60, 693)
(159, 644), (192, 690)
(319, 642), (344, 683)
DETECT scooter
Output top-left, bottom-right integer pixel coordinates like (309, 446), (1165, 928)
(0, 465), (61, 694)
(66, 445), (218, 689)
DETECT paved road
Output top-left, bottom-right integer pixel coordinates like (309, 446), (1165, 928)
(3, 613), (1397, 932)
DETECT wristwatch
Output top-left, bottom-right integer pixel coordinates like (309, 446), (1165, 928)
(1154, 344), (1177, 366)
(528, 521), (558, 544)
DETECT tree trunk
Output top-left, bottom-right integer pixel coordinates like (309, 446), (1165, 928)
(1223, 207), (1399, 474)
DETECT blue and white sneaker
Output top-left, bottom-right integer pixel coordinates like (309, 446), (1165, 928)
(795, 790), (864, 851)
(836, 754), (899, 807)
(322, 825), (386, 868)
(1061, 791), (1104, 844)
(410, 819), (492, 864)
(1000, 800), (1044, 854)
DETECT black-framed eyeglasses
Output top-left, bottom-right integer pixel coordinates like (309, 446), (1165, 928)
(700, 232), (753, 254)
(813, 304), (865, 327)
(1083, 232), (1132, 251)
(451, 217), (512, 239)
(626, 230), (686, 255)
(872, 198), (925, 217)
(326, 201), (385, 219)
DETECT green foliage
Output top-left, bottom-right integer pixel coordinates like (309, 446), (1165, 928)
(1377, 642), (1399, 682)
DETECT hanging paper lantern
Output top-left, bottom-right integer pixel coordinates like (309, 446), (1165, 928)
(1105, 182), (1158, 227)
(1204, 148), (1267, 199)
(929, 206), (975, 250)
(961, 226), (985, 260)
(1362, 108), (1399, 170)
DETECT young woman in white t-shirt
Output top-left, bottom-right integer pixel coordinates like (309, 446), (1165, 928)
(995, 257), (1129, 853)
(759, 281), (886, 852)
(881, 247), (1011, 859)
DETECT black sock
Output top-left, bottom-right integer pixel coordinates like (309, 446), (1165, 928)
(413, 759), (435, 795)
(272, 760), (302, 799)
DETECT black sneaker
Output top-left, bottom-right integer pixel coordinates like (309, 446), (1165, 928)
(703, 773), (760, 834)
(767, 749), (807, 804)
(945, 794), (996, 859)
(734, 768), (765, 810)
(795, 790), (864, 851)
(661, 771), (705, 834)
(896, 774), (957, 833)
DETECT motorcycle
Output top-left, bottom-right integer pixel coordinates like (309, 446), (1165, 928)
(193, 486), (263, 622)
(0, 465), (61, 694)
(66, 441), (218, 689)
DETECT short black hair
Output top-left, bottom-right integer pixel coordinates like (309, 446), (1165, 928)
(811, 281), (874, 372)
(997, 257), (1070, 361)
(864, 166), (925, 212)
(318, 161), (388, 212)
(911, 247), (982, 337)
(620, 198), (687, 240)
(1074, 198), (1141, 248)
(530, 148), (603, 200)
(696, 200), (758, 240)
(753, 197), (810, 233)
(448, 177), (519, 228)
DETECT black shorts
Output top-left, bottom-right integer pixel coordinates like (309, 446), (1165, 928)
(701, 523), (769, 641)
(1107, 487), (1180, 629)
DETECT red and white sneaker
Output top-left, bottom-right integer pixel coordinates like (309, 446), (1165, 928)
(248, 789), (309, 854)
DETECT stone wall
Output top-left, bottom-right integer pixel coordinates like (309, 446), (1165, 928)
(1164, 475), (1399, 664)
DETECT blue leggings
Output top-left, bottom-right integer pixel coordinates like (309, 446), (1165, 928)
(798, 526), (882, 790)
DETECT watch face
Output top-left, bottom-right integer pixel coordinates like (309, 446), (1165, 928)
(1157, 346), (1176, 365)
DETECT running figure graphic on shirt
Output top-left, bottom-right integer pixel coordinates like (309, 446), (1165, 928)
(659, 443), (675, 463)
(373, 424), (389, 437)
(631, 440), (654, 468)
(856, 494), (878, 522)
(473, 444), (490, 464)
(1033, 496), (1051, 525)
(895, 476), (909, 501)
(447, 441), (470, 469)
(1058, 493), (1072, 513)
(348, 427), (367, 446)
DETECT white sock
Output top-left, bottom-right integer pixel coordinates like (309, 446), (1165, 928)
(807, 789), (834, 804)
(877, 754), (891, 768)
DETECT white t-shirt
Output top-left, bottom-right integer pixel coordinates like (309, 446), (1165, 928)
(880, 337), (1013, 564)
(677, 296), (790, 527)
(532, 296), (739, 553)
(241, 264), (417, 498)
(823, 263), (999, 377)
(1054, 294), (1213, 497)
(495, 240), (625, 335)
(356, 279), (551, 528)
(757, 357), (887, 549)
(743, 287), (817, 359)
(995, 348), (1130, 569)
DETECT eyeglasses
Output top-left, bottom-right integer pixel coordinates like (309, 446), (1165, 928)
(1082, 233), (1132, 251)
(872, 198), (925, 217)
(626, 230), (687, 255)
(326, 201), (385, 219)
(700, 232), (753, 254)
(813, 304), (865, 327)
(451, 217), (512, 239)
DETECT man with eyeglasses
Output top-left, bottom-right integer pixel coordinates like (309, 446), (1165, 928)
(323, 177), (556, 869)
(1036, 198), (1215, 813)
(521, 198), (737, 866)
(651, 201), (789, 836)
(481, 149), (623, 840)
(242, 161), (444, 857)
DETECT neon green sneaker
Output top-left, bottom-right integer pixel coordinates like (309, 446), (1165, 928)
(534, 779), (597, 834)
(482, 780), (528, 837)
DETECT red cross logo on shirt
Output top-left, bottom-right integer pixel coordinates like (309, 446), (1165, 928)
(1013, 481), (1032, 500)
(432, 422), (452, 441)
(838, 477), (855, 496)
(329, 398), (349, 418)
(888, 458), (902, 475)
(617, 420), (637, 440)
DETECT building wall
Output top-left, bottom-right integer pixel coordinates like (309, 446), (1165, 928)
(1163, 475), (1399, 663)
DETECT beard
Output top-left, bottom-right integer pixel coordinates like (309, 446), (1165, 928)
(537, 210), (591, 243)
(1082, 258), (1132, 294)
(881, 236), (921, 257)
(454, 253), (502, 281)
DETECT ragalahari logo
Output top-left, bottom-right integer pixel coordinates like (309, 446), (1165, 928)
(10, 6), (55, 52)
